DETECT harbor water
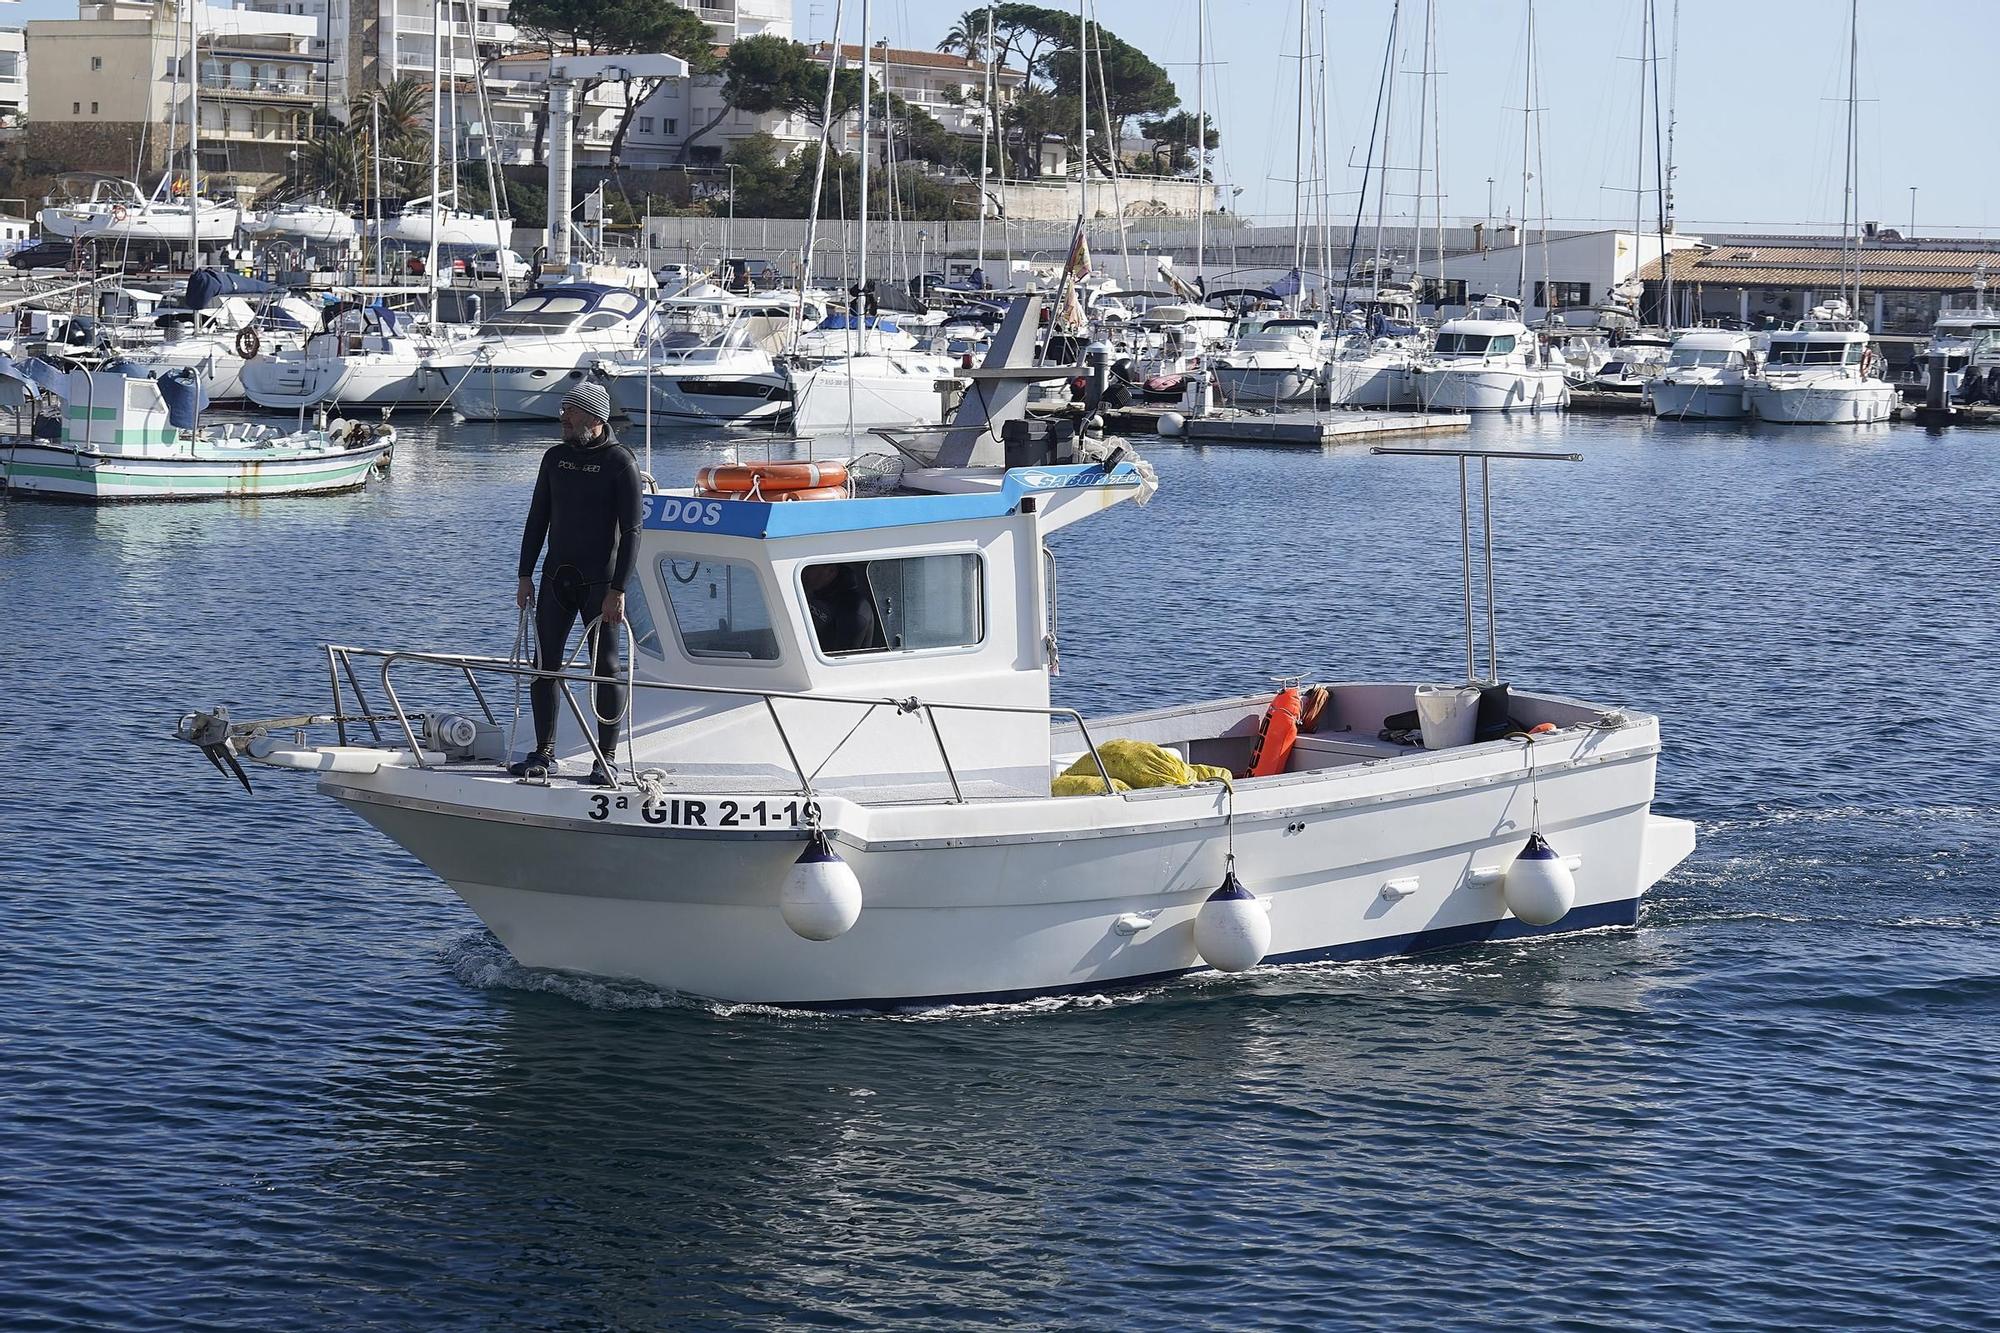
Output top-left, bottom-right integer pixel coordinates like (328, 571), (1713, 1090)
(3, 414), (1997, 1329)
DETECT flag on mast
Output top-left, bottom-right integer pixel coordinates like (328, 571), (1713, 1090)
(1058, 217), (1092, 330)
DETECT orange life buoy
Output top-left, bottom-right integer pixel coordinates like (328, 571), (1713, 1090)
(696, 483), (846, 503)
(1245, 686), (1303, 778)
(695, 461), (848, 494)
(110, 204), (128, 223)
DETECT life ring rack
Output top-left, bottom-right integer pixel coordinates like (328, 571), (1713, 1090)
(694, 461), (849, 501)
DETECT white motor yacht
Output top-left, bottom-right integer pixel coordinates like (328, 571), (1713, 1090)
(1917, 306), (2000, 399)
(240, 303), (471, 411)
(1211, 317), (1326, 406)
(1407, 299), (1569, 412)
(170, 430), (1695, 1006)
(1745, 302), (1897, 424)
(1648, 329), (1758, 420)
(600, 300), (802, 427)
(430, 284), (653, 421)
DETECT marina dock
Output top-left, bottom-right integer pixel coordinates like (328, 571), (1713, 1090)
(1178, 410), (1470, 445)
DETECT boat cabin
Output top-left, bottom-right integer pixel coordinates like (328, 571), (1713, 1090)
(575, 464), (1152, 798)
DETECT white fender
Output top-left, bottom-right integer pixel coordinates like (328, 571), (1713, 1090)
(781, 831), (863, 941)
(1504, 832), (1576, 926)
(1193, 869), (1270, 973)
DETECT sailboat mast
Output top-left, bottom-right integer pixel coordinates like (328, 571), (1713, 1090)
(1292, 0), (1306, 284)
(1663, 0), (1679, 326)
(1193, 0), (1205, 291)
(1370, 0), (1399, 299)
(858, 0), (871, 299)
(1845, 0), (1859, 311)
(976, 1), (992, 277)
(1517, 1), (1532, 307)
(1414, 0), (1428, 298)
(1078, 0), (1089, 224)
(1633, 0), (1646, 319)
(427, 0), (443, 321)
(188, 1), (200, 265)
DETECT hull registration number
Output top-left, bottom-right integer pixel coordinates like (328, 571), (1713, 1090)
(587, 794), (803, 830)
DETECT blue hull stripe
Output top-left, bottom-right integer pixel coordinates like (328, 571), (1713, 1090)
(780, 897), (1642, 1012)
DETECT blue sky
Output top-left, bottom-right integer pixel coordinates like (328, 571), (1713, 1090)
(14, 0), (1989, 238)
(804, 0), (1999, 240)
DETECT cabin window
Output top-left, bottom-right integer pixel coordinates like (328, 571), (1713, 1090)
(802, 554), (983, 658)
(658, 555), (779, 661)
(1488, 334), (1518, 354)
(1433, 332), (1493, 356)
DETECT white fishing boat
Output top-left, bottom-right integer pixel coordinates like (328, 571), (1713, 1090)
(429, 284), (652, 421)
(1744, 304), (1897, 424)
(0, 363), (394, 501)
(1211, 317), (1326, 406)
(1407, 301), (1569, 413)
(170, 423), (1694, 1005)
(1648, 329), (1757, 420)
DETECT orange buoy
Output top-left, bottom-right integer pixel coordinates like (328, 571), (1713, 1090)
(1246, 687), (1303, 778)
(695, 461), (848, 494)
(695, 484), (846, 502)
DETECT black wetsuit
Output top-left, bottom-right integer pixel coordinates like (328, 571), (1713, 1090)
(516, 428), (643, 757)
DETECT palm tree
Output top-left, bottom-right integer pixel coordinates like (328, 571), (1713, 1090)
(936, 9), (991, 61)
(351, 76), (431, 141)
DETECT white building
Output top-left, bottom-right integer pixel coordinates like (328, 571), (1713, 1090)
(1429, 228), (1704, 323)
(0, 29), (25, 125)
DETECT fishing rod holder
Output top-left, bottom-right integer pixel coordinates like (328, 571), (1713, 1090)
(1370, 446), (1581, 685)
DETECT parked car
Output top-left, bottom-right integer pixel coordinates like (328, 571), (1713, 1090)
(653, 261), (692, 291)
(472, 249), (532, 281)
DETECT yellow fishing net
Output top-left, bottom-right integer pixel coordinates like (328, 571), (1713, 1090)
(1053, 739), (1232, 794)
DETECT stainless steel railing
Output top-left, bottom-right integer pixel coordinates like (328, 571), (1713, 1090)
(317, 641), (1121, 806)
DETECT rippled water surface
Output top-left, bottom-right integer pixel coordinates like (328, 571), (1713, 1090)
(4, 412), (1998, 1330)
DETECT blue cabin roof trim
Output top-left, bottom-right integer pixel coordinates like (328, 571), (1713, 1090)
(641, 463), (1148, 540)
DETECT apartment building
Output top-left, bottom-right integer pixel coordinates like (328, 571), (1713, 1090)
(806, 42), (1022, 157)
(0, 29), (26, 126)
(26, 1), (328, 192)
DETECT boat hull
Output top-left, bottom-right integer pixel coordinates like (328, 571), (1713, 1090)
(1, 439), (390, 501)
(609, 371), (792, 425)
(1410, 365), (1570, 412)
(325, 717), (1693, 1007)
(788, 358), (957, 434)
(1212, 363), (1320, 406)
(1746, 379), (1897, 424)
(1650, 380), (1746, 420)
(439, 364), (593, 421)
(1326, 356), (1418, 408)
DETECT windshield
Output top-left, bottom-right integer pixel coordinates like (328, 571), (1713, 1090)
(1668, 348), (1737, 368)
(1434, 332), (1514, 356)
(483, 294), (588, 332)
(1768, 341), (1861, 366)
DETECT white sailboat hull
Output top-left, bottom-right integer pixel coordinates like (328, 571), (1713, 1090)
(1212, 361), (1320, 406)
(325, 708), (1691, 1007)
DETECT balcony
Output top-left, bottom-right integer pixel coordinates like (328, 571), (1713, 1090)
(200, 74), (329, 103)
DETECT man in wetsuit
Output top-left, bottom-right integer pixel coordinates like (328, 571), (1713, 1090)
(512, 381), (642, 784)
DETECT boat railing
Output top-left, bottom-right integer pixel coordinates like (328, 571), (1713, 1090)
(315, 641), (1124, 806)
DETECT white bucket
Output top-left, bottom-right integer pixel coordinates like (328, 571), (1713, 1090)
(1413, 684), (1481, 750)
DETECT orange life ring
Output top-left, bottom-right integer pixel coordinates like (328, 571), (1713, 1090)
(696, 483), (846, 503)
(110, 204), (128, 223)
(1245, 686), (1303, 778)
(695, 461), (848, 494)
